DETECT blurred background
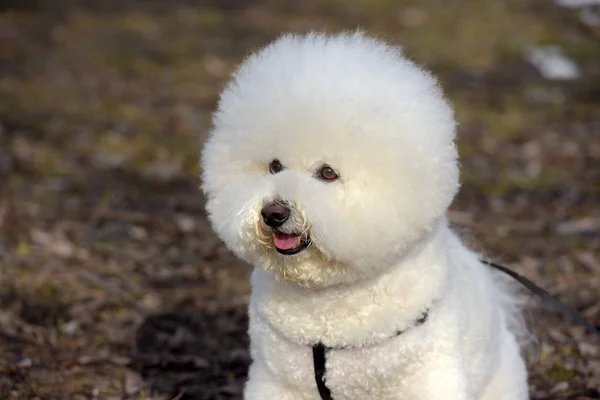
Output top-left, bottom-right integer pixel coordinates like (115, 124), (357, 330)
(0, 0), (599, 399)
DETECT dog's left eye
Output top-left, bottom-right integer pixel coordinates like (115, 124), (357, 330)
(318, 165), (339, 182)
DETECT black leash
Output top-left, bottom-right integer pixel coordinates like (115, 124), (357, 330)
(312, 344), (333, 400)
(480, 259), (600, 338)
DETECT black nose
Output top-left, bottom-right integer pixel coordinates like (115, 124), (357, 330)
(261, 202), (290, 228)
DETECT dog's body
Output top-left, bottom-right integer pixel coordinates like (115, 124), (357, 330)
(202, 32), (529, 399)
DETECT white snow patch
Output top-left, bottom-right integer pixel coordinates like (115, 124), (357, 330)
(526, 46), (581, 81)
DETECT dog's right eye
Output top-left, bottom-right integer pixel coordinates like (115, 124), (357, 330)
(269, 159), (284, 174)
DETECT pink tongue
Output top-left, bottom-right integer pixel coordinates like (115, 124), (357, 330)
(273, 232), (300, 250)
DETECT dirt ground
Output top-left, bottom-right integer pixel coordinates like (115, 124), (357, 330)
(0, 0), (599, 399)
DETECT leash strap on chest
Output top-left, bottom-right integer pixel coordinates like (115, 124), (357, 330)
(480, 259), (600, 338)
(312, 344), (333, 400)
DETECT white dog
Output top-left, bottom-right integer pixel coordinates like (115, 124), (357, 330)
(201, 32), (529, 400)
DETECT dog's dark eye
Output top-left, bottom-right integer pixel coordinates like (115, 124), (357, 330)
(318, 165), (338, 182)
(269, 159), (284, 174)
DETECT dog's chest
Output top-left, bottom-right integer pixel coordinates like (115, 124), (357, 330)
(250, 309), (428, 400)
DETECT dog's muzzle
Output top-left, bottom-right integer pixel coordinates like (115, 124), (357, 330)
(261, 201), (310, 255)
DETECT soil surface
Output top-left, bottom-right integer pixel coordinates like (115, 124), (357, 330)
(0, 0), (599, 399)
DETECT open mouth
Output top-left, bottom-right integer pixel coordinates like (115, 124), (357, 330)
(272, 231), (310, 255)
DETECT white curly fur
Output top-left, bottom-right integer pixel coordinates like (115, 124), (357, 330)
(202, 32), (529, 400)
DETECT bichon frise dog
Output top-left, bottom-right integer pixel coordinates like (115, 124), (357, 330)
(201, 32), (529, 400)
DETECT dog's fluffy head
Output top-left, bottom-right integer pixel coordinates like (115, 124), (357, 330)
(202, 32), (459, 287)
